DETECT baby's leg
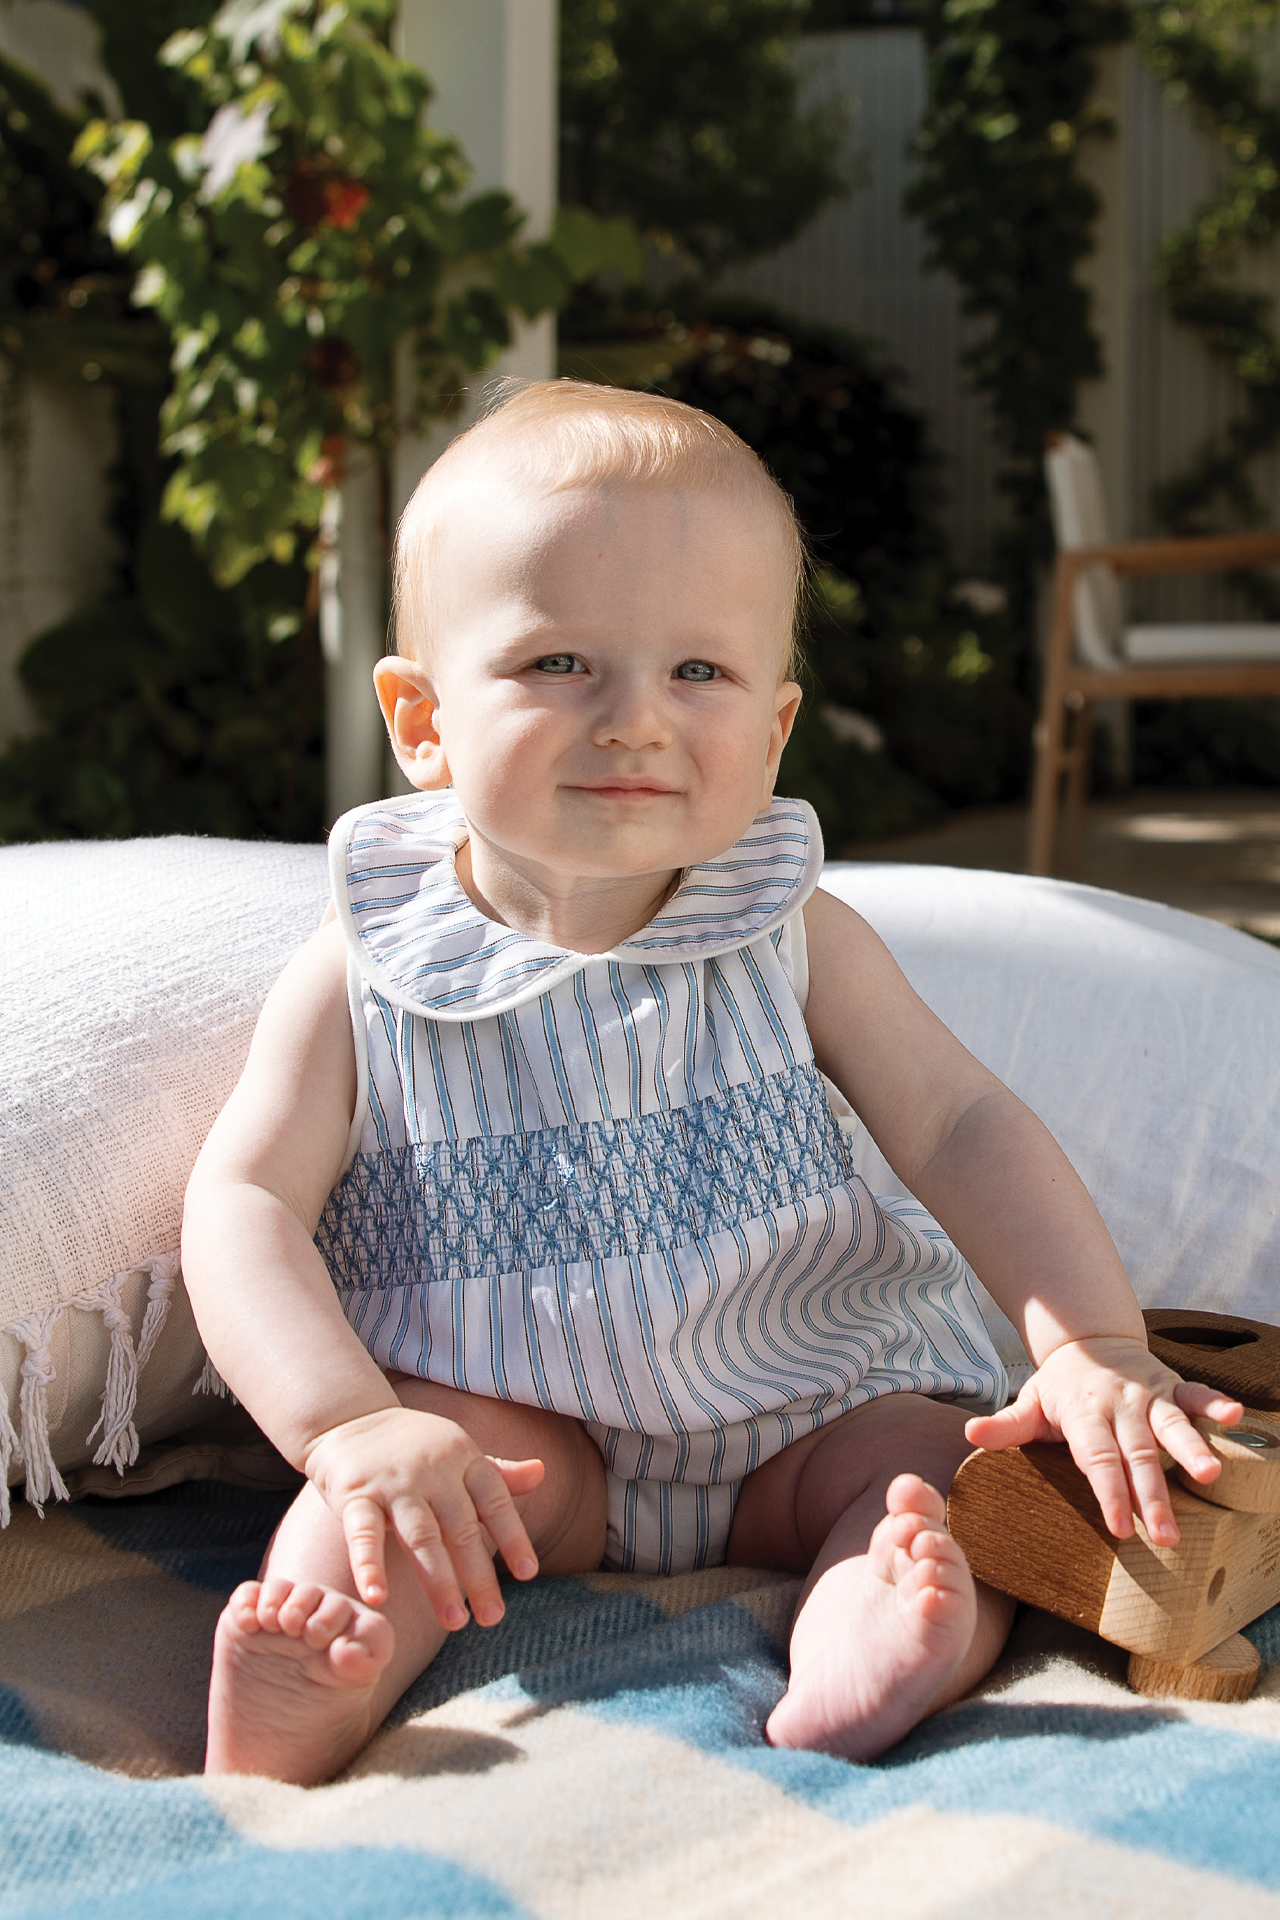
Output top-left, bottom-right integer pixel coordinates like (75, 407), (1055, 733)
(726, 1396), (1014, 1762)
(206, 1383), (606, 1783)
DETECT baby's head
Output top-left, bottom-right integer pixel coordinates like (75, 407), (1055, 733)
(375, 379), (805, 891)
(393, 378), (805, 678)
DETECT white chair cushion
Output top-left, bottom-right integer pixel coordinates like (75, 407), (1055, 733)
(0, 837), (328, 1517)
(1124, 623), (1280, 664)
(820, 863), (1280, 1360)
(1044, 435), (1125, 668)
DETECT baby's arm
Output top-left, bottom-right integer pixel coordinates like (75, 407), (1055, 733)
(182, 921), (541, 1626)
(802, 887), (1241, 1545)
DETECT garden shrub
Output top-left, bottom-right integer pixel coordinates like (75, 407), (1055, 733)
(565, 299), (1029, 846)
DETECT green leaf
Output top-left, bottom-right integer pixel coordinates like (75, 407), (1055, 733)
(492, 244), (572, 320)
(550, 205), (645, 283)
(454, 189), (522, 254)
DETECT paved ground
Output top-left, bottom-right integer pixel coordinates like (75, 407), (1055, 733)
(845, 789), (1280, 937)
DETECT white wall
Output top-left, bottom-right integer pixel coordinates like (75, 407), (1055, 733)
(722, 29), (1004, 571)
(727, 26), (1280, 603)
(391, 0), (558, 524)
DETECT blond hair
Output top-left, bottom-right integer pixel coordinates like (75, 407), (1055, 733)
(392, 378), (805, 677)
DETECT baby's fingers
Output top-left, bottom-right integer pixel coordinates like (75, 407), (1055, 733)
(342, 1495), (390, 1606)
(1173, 1380), (1244, 1432)
(1153, 1385), (1242, 1488)
(1062, 1412), (1139, 1540)
(964, 1391), (1055, 1452)
(465, 1456), (539, 1584)
(389, 1498), (472, 1631)
(1110, 1407), (1180, 1546)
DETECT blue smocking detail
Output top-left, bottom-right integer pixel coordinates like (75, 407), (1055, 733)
(316, 1059), (852, 1285)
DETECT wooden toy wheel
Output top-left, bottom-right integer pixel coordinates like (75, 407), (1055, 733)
(1176, 1414), (1280, 1512)
(1128, 1633), (1260, 1703)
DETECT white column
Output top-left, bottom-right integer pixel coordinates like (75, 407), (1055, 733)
(1075, 44), (1136, 783)
(322, 451), (388, 823)
(328, 0), (559, 817)
(391, 0), (559, 526)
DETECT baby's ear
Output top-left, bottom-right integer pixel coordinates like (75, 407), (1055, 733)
(373, 656), (450, 790)
(762, 680), (804, 804)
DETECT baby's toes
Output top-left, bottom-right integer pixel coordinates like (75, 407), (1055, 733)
(274, 1581), (332, 1638)
(329, 1605), (395, 1681)
(253, 1575), (299, 1632)
(908, 1526), (961, 1572)
(225, 1580), (266, 1635)
(300, 1590), (363, 1653)
(885, 1473), (946, 1525)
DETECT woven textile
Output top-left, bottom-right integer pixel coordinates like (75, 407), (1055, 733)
(6, 1482), (1280, 1918)
(0, 837), (328, 1511)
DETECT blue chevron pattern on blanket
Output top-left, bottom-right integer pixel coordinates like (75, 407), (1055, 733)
(4, 1480), (1280, 1918)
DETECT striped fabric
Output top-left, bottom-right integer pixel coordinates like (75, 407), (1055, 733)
(318, 793), (1006, 1573)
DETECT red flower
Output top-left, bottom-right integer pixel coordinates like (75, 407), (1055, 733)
(322, 177), (372, 231)
(285, 162), (372, 232)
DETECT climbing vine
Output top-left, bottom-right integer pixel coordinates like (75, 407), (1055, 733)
(1135, 0), (1280, 578)
(907, 0), (1130, 625)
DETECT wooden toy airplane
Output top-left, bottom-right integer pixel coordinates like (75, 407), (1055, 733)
(947, 1309), (1280, 1704)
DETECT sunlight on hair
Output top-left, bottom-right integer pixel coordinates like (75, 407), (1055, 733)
(393, 378), (806, 677)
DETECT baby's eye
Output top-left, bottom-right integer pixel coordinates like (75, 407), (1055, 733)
(533, 654), (584, 675)
(674, 659), (719, 682)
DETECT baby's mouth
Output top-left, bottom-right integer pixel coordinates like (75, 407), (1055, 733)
(573, 781), (679, 800)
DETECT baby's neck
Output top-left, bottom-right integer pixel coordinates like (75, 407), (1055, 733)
(456, 838), (679, 954)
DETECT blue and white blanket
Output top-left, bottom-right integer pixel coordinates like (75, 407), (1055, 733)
(4, 1478), (1280, 1918)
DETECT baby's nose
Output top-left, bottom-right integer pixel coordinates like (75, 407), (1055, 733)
(593, 684), (671, 750)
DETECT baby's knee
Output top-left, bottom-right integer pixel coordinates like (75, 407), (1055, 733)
(517, 1409), (607, 1575)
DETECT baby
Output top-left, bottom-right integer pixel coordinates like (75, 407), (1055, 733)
(184, 380), (1240, 1785)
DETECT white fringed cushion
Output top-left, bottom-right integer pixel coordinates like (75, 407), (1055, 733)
(821, 864), (1280, 1354)
(5, 842), (1275, 1523)
(0, 836), (328, 1519)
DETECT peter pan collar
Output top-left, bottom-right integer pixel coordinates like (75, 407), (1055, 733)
(329, 789), (823, 1021)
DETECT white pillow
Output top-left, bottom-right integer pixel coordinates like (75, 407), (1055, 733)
(0, 836), (329, 1520)
(5, 842), (1273, 1523)
(821, 864), (1280, 1353)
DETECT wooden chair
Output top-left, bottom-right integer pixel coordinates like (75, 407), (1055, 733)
(1028, 431), (1280, 875)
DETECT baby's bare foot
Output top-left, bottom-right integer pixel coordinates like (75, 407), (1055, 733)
(205, 1576), (395, 1784)
(766, 1473), (976, 1763)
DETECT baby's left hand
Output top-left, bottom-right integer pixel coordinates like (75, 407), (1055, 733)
(964, 1336), (1243, 1545)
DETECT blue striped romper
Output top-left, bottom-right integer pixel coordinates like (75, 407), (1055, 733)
(316, 790), (1007, 1574)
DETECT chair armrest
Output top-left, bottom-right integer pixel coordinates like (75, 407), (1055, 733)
(1059, 531), (1280, 579)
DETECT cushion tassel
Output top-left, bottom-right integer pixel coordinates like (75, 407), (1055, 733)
(9, 1310), (68, 1516)
(80, 1273), (141, 1474)
(135, 1250), (180, 1371)
(194, 1353), (234, 1402)
(0, 1378), (22, 1529)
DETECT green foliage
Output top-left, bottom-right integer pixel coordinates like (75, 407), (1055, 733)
(1136, 0), (1280, 558)
(907, 0), (1129, 596)
(578, 300), (1027, 843)
(1133, 694), (1280, 787)
(559, 0), (847, 277)
(908, 0), (1280, 795)
(0, 0), (640, 845)
(76, 0), (637, 588)
(0, 511), (321, 843)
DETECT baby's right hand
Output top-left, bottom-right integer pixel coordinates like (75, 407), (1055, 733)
(304, 1407), (544, 1630)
